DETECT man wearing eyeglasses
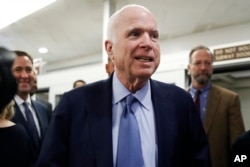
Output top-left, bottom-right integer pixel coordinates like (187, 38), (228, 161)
(187, 45), (245, 167)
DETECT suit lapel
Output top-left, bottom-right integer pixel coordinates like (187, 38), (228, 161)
(88, 78), (114, 166)
(13, 102), (27, 126)
(14, 100), (41, 150)
(31, 100), (45, 139)
(203, 85), (221, 133)
(150, 80), (177, 166)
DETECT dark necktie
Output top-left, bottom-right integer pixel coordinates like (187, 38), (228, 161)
(116, 94), (144, 167)
(23, 102), (40, 148)
(194, 90), (201, 114)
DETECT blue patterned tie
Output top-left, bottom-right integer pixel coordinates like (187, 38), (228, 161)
(23, 102), (40, 148)
(116, 94), (144, 167)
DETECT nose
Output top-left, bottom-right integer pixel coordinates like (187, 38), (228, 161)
(20, 70), (29, 78)
(201, 62), (212, 69)
(139, 33), (153, 49)
(200, 63), (206, 69)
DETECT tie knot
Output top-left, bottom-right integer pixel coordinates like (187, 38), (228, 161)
(195, 90), (201, 96)
(125, 94), (137, 106)
(23, 102), (28, 107)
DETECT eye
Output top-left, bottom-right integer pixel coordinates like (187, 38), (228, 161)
(204, 62), (212, 66)
(129, 29), (141, 37)
(193, 62), (201, 66)
(13, 67), (22, 72)
(192, 61), (212, 66)
(25, 67), (33, 73)
(150, 31), (159, 41)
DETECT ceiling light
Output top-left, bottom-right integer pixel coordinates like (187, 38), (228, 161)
(0, 0), (56, 29)
(38, 47), (48, 54)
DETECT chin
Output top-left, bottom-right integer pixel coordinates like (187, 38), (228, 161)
(20, 88), (31, 93)
(136, 71), (153, 79)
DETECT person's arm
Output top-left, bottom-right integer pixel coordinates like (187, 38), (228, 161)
(229, 94), (245, 144)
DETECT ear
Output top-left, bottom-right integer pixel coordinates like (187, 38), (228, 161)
(187, 64), (191, 75)
(105, 40), (113, 55)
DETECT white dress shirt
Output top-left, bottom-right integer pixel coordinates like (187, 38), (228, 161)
(14, 95), (41, 137)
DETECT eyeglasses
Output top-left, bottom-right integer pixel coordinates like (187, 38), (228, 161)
(191, 61), (212, 67)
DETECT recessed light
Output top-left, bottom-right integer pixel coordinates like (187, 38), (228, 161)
(38, 47), (48, 54)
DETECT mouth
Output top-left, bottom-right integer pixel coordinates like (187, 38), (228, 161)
(198, 73), (209, 77)
(135, 57), (153, 62)
(18, 80), (30, 86)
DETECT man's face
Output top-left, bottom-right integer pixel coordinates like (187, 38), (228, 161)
(188, 49), (213, 86)
(12, 56), (35, 96)
(107, 7), (160, 81)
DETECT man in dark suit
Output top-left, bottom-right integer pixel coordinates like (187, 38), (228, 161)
(36, 4), (211, 167)
(187, 45), (245, 167)
(11, 50), (51, 167)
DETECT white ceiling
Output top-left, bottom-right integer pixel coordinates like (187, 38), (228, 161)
(1, 0), (250, 72)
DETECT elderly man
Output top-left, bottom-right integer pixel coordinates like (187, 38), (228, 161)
(36, 5), (211, 167)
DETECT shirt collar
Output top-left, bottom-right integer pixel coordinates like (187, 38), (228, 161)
(112, 72), (151, 110)
(14, 95), (32, 106)
(189, 82), (211, 95)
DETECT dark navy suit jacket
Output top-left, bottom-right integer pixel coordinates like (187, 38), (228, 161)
(36, 77), (211, 167)
(12, 99), (51, 166)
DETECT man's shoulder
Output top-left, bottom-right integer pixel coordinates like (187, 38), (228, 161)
(32, 99), (51, 112)
(65, 79), (111, 101)
(211, 84), (238, 96)
(36, 99), (52, 110)
(151, 79), (183, 87)
(150, 79), (188, 94)
(72, 79), (109, 92)
(151, 79), (175, 87)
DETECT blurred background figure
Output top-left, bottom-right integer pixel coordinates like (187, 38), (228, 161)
(187, 45), (245, 167)
(105, 57), (114, 76)
(0, 47), (17, 112)
(231, 129), (250, 166)
(11, 50), (51, 167)
(30, 72), (53, 112)
(73, 79), (86, 88)
(0, 47), (31, 167)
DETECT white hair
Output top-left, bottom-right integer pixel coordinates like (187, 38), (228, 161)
(106, 4), (151, 42)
